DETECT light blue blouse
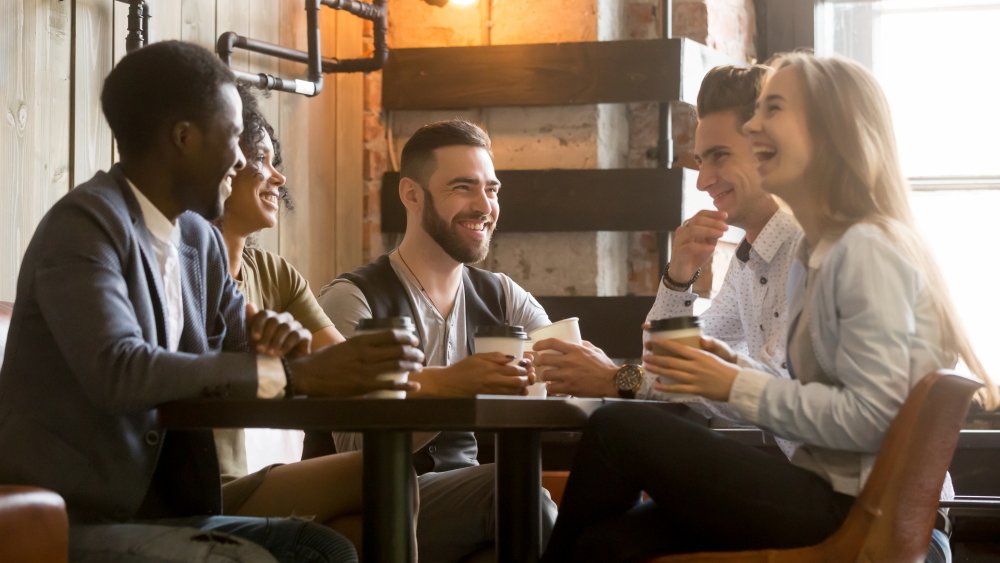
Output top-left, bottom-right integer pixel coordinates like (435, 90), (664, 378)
(729, 222), (955, 496)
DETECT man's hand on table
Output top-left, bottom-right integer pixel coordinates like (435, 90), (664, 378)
(412, 353), (535, 397)
(533, 339), (619, 397)
(247, 303), (312, 357)
(288, 329), (424, 397)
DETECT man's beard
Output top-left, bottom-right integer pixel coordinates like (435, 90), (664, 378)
(421, 192), (493, 264)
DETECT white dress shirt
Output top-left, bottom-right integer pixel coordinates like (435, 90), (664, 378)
(642, 210), (802, 422)
(127, 180), (183, 352)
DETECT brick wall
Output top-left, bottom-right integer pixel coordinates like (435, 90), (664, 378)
(360, 0), (756, 298)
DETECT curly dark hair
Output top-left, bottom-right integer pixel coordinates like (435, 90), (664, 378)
(102, 41), (236, 159)
(236, 83), (293, 211)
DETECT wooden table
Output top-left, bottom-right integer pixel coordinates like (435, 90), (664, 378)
(158, 395), (622, 563)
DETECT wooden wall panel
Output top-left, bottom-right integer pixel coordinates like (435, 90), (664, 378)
(217, 0), (251, 70)
(247, 0), (281, 255)
(181, 0), (217, 50)
(277, 2), (313, 283)
(1, 0), (71, 301)
(73, 0), (113, 185)
(306, 7), (340, 287)
(0, 0), (352, 300)
(334, 10), (364, 275)
(278, 4), (340, 290)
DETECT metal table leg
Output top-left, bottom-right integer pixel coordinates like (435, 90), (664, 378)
(363, 429), (414, 563)
(495, 429), (542, 563)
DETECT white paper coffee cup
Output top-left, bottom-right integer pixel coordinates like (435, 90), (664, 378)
(644, 316), (702, 398)
(355, 316), (417, 399)
(529, 318), (583, 383)
(646, 316), (702, 356)
(529, 317), (582, 346)
(474, 325), (544, 398)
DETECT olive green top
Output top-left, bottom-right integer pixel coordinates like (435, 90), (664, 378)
(216, 245), (334, 484)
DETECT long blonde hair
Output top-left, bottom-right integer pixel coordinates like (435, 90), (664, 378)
(773, 52), (998, 409)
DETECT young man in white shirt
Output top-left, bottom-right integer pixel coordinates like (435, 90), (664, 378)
(535, 65), (801, 408)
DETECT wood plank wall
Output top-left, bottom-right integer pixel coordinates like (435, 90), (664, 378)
(0, 0), (364, 301)
(1, 0), (72, 301)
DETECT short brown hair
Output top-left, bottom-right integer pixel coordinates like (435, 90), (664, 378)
(400, 119), (492, 186)
(696, 64), (771, 123)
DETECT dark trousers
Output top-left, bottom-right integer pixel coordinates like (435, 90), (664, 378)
(542, 402), (855, 563)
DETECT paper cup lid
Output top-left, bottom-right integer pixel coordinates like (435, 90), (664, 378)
(647, 316), (701, 332)
(475, 325), (529, 340)
(357, 316), (416, 331)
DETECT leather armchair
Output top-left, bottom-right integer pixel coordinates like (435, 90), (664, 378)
(0, 301), (69, 563)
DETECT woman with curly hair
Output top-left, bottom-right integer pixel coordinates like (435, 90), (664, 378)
(213, 85), (380, 551)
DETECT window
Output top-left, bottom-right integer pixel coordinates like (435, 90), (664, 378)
(817, 0), (1000, 377)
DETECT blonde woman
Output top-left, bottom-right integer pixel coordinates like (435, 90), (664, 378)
(541, 53), (995, 563)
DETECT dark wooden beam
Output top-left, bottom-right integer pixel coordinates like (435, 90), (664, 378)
(383, 38), (742, 110)
(535, 296), (655, 360)
(381, 168), (683, 233)
(755, 0), (818, 60)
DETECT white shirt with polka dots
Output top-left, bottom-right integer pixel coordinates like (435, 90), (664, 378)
(641, 210), (802, 412)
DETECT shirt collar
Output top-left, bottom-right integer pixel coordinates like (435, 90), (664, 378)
(739, 209), (801, 265)
(735, 239), (751, 263)
(126, 177), (180, 247)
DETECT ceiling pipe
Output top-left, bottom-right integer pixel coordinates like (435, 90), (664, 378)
(216, 0), (388, 97)
(115, 0), (150, 53)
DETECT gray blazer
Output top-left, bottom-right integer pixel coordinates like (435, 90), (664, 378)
(0, 166), (258, 522)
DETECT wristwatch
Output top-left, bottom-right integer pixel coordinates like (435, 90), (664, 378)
(613, 364), (644, 399)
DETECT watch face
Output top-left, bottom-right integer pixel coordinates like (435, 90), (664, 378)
(617, 364), (643, 391)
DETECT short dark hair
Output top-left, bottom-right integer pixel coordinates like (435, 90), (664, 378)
(236, 83), (292, 210)
(696, 64), (771, 123)
(400, 119), (492, 186)
(101, 40), (236, 159)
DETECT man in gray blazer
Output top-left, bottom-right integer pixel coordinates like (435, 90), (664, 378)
(0, 41), (422, 563)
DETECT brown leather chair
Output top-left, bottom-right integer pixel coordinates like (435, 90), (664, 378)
(0, 301), (69, 563)
(649, 369), (981, 563)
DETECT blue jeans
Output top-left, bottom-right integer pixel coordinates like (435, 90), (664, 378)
(927, 528), (952, 563)
(70, 515), (357, 563)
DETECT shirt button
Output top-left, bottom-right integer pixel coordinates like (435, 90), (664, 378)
(144, 430), (160, 446)
(774, 311), (779, 318)
(781, 362), (788, 369)
(428, 445), (437, 454)
(760, 277), (768, 285)
(684, 300), (692, 307)
(759, 324), (764, 331)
